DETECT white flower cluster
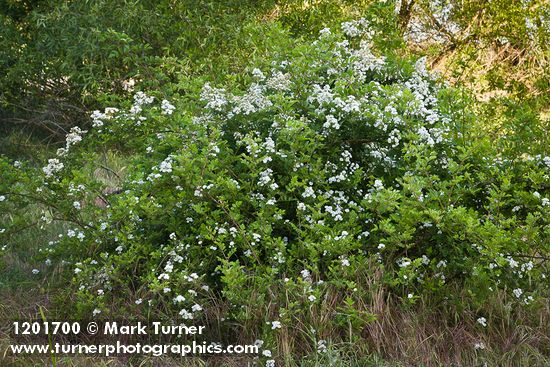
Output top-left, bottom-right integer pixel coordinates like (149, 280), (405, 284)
(91, 107), (119, 128)
(266, 71), (292, 91)
(349, 41), (386, 80)
(477, 317), (487, 327)
(43, 158), (64, 178)
(200, 83), (228, 112)
(130, 91), (154, 116)
(341, 18), (374, 38)
(133, 91), (154, 106)
(158, 156), (173, 173)
(201, 68), (297, 118)
(161, 99), (175, 115)
(63, 127), (87, 153)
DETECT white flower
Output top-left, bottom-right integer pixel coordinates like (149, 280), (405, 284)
(258, 168), (273, 186)
(133, 91), (154, 106)
(271, 321), (282, 329)
(92, 308), (102, 316)
(200, 83), (227, 111)
(266, 360), (275, 367)
(507, 257), (518, 268)
(317, 339), (327, 353)
(173, 295), (186, 303)
(0, 195), (5, 202)
(135, 298), (143, 305)
(323, 114), (340, 133)
(319, 27), (331, 37)
(161, 99), (175, 115)
(43, 158), (64, 178)
(474, 341), (485, 350)
(32, 269), (40, 274)
(477, 317), (487, 327)
(164, 263), (174, 273)
(104, 107), (118, 115)
(130, 104), (142, 115)
(302, 186), (316, 198)
(73, 201), (81, 210)
(91, 110), (106, 127)
(159, 157), (173, 173)
(252, 68), (265, 80)
(398, 258), (411, 268)
(191, 304), (203, 312)
(262, 350), (272, 357)
(65, 127), (86, 150)
(521, 261), (534, 272)
(300, 269), (311, 281)
(341, 20), (361, 37)
(266, 71), (292, 91)
(378, 243), (385, 250)
(179, 309), (193, 319)
(513, 288), (523, 298)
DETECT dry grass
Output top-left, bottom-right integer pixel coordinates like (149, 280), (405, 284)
(199, 262), (550, 366)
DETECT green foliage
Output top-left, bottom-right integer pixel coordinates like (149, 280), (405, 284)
(1, 22), (547, 363)
(0, 0), (291, 135)
(1, 2), (549, 365)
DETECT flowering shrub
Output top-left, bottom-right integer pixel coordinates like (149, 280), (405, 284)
(1, 19), (548, 361)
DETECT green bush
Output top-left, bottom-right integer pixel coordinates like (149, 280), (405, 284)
(1, 19), (548, 363)
(0, 0), (288, 136)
